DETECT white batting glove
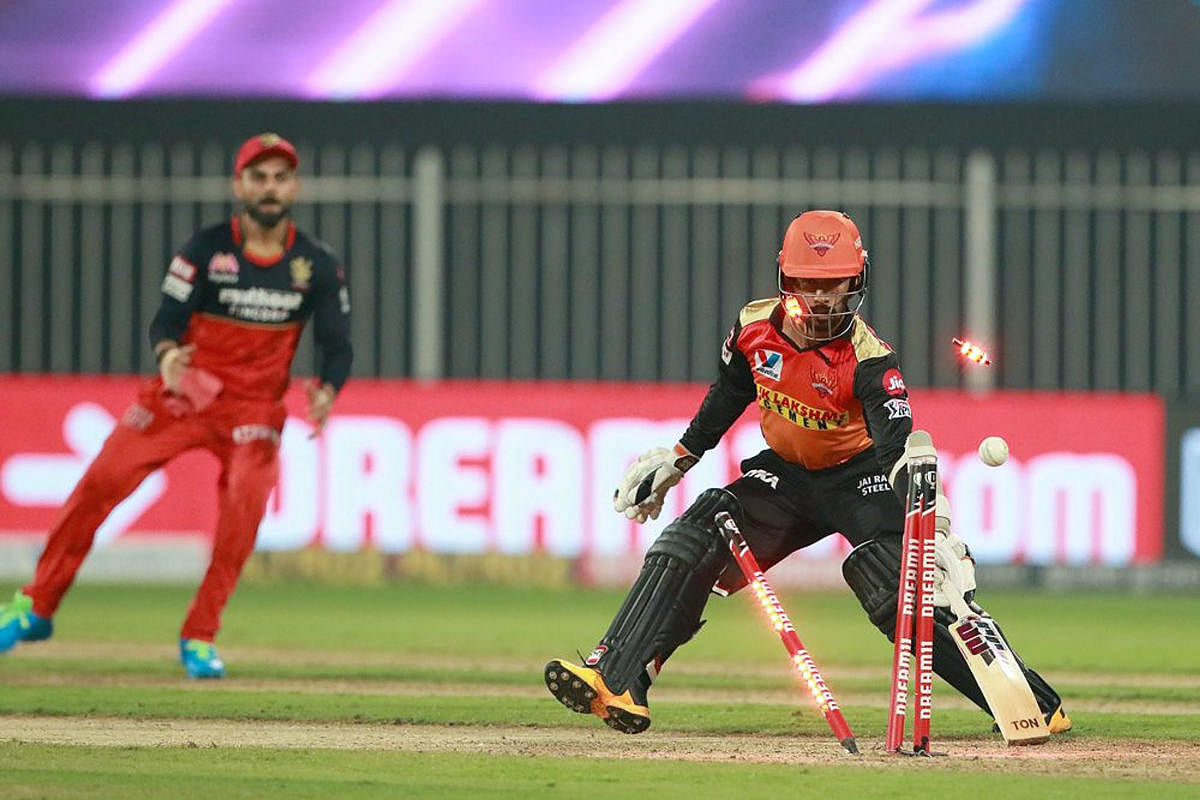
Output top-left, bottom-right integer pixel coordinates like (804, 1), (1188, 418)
(932, 526), (977, 608)
(613, 444), (698, 524)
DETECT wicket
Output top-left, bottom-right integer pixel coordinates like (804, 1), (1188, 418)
(715, 510), (859, 756)
(887, 452), (939, 755)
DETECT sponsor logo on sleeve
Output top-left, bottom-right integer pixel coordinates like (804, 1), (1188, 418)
(752, 349), (783, 381)
(882, 368), (907, 397)
(884, 398), (912, 419)
(207, 252), (240, 284)
(161, 274), (193, 302)
(742, 468), (779, 489)
(721, 327), (735, 365)
(167, 256), (196, 282)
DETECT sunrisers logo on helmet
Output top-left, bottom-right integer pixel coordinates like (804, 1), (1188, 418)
(803, 231), (840, 256)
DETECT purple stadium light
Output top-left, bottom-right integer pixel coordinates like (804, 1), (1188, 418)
(89, 0), (240, 98)
(865, 0), (1030, 81)
(304, 0), (485, 100)
(533, 0), (723, 102)
(763, 0), (1029, 102)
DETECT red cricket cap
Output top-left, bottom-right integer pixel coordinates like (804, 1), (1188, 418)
(233, 132), (299, 175)
(778, 210), (867, 278)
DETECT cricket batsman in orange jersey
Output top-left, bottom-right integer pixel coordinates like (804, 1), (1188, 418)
(0, 133), (353, 677)
(545, 210), (1070, 736)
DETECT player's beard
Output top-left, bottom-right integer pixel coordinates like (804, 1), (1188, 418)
(244, 197), (290, 229)
(801, 302), (849, 341)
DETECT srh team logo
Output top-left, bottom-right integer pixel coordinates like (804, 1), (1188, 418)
(208, 252), (240, 283)
(803, 231), (840, 256)
(810, 366), (836, 398)
(752, 350), (783, 381)
(882, 368), (907, 396)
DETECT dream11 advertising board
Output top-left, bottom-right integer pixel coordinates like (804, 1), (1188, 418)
(0, 377), (1165, 568)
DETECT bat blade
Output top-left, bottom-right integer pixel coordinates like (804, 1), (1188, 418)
(950, 608), (1050, 746)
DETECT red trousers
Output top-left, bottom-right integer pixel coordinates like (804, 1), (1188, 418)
(24, 381), (285, 642)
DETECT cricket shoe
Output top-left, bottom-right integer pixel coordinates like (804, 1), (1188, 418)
(1046, 705), (1072, 734)
(543, 658), (651, 734)
(0, 590), (53, 653)
(180, 638), (225, 679)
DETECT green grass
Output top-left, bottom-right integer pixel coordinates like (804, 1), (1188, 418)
(33, 582), (1200, 671)
(3, 745), (1195, 800)
(1, 581), (1198, 798)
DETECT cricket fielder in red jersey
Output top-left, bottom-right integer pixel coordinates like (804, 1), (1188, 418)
(545, 210), (1070, 736)
(0, 133), (353, 678)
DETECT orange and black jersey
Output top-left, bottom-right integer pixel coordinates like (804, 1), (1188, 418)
(679, 299), (913, 475)
(148, 217), (352, 403)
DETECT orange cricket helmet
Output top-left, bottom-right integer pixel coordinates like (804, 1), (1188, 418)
(777, 210), (870, 342)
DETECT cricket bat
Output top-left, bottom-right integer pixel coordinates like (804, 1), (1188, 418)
(947, 592), (1050, 746)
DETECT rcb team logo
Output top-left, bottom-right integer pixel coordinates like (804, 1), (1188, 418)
(290, 257), (313, 290)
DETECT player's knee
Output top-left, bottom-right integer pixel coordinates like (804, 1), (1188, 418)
(841, 534), (903, 637)
(843, 535), (963, 639)
(647, 488), (741, 565)
(680, 487), (742, 526)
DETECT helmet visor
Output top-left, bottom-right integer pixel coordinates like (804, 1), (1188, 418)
(778, 272), (865, 342)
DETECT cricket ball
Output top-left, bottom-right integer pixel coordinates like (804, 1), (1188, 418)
(978, 435), (1009, 467)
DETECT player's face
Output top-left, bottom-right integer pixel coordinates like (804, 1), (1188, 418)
(234, 156), (299, 228)
(779, 274), (862, 341)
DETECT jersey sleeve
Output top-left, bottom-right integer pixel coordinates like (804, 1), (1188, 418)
(311, 260), (353, 391)
(678, 320), (757, 457)
(148, 235), (208, 349)
(853, 353), (914, 495)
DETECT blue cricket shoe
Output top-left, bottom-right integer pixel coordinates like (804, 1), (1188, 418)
(180, 638), (226, 679)
(0, 590), (53, 653)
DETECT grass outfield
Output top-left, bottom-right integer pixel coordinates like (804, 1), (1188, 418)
(1, 581), (1198, 798)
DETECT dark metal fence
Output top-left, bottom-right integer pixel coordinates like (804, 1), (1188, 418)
(2, 104), (1197, 397)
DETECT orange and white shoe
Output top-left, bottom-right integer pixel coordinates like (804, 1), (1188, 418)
(543, 658), (651, 734)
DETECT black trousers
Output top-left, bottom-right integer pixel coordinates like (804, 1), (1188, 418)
(715, 446), (902, 593)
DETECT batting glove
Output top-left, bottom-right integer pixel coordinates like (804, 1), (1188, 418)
(613, 443), (698, 524)
(932, 527), (977, 608)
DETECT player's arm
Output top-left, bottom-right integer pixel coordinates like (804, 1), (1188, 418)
(614, 321), (757, 523)
(148, 244), (207, 392)
(853, 353), (913, 498)
(307, 260), (354, 435)
(678, 323), (758, 457)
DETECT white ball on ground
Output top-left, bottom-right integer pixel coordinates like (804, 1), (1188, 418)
(978, 435), (1009, 467)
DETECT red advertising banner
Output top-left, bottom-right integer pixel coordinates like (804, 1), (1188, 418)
(0, 376), (1164, 565)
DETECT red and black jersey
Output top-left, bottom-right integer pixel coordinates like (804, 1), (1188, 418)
(148, 217), (352, 402)
(679, 299), (912, 474)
